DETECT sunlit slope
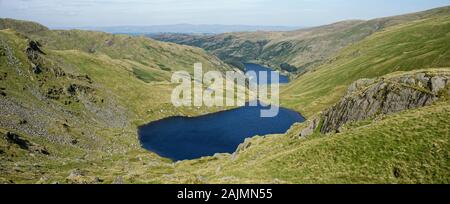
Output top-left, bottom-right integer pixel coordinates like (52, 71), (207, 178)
(153, 6), (450, 72)
(0, 18), (232, 76)
(281, 14), (450, 117)
(0, 27), (216, 146)
(170, 101), (450, 184)
(153, 20), (365, 71)
(2, 7), (450, 184)
(0, 24), (234, 183)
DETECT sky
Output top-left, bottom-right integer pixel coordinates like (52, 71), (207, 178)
(0, 0), (449, 27)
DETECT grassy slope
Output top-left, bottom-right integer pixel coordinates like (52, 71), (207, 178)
(162, 10), (450, 184)
(153, 21), (364, 71)
(282, 14), (450, 117)
(170, 101), (449, 184)
(0, 22), (235, 183)
(153, 6), (450, 72)
(0, 18), (232, 79)
(36, 30), (230, 74)
(1, 7), (450, 184)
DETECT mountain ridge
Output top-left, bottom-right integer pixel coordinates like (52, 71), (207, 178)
(56, 24), (302, 34)
(0, 18), (238, 183)
(1, 6), (450, 183)
(152, 6), (450, 73)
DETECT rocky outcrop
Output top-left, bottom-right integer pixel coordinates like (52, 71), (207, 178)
(24, 40), (67, 77)
(67, 84), (94, 96)
(26, 41), (45, 72)
(231, 137), (258, 160)
(299, 117), (320, 137)
(5, 132), (31, 150)
(320, 70), (450, 134)
(27, 41), (46, 55)
(2, 132), (50, 155)
(46, 86), (64, 100)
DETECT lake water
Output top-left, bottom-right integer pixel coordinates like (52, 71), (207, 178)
(138, 63), (303, 161)
(244, 63), (290, 84)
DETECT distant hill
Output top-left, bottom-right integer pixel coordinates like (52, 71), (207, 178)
(56, 24), (302, 35)
(152, 6), (450, 73)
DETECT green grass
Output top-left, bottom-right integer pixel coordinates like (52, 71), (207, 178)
(0, 25), (236, 183)
(281, 14), (450, 117)
(132, 67), (159, 83)
(1, 8), (450, 184)
(169, 102), (450, 184)
(154, 6), (450, 72)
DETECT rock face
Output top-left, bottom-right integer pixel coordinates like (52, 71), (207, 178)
(320, 70), (450, 134)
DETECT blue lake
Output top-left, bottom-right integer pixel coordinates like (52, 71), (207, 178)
(244, 63), (290, 84)
(138, 64), (303, 161)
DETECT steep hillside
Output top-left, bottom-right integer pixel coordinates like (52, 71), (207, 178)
(164, 69), (450, 184)
(0, 20), (235, 183)
(170, 100), (450, 184)
(1, 6), (449, 184)
(153, 6), (450, 73)
(282, 12), (450, 117)
(0, 18), (232, 77)
(153, 20), (363, 72)
(146, 8), (450, 184)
